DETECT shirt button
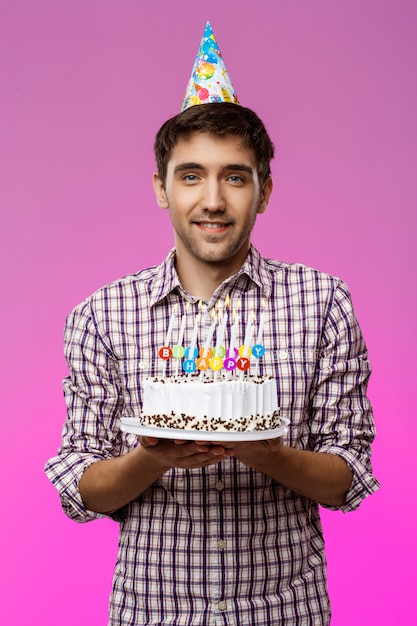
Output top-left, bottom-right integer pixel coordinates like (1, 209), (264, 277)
(217, 539), (226, 550)
(218, 601), (227, 611)
(215, 481), (225, 491)
(278, 350), (289, 360)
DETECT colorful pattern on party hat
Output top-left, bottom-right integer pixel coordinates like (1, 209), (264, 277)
(181, 22), (240, 111)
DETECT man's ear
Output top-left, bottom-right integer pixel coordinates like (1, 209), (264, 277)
(153, 172), (169, 209)
(257, 176), (273, 215)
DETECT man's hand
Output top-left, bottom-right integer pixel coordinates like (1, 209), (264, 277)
(140, 436), (232, 470)
(80, 436), (232, 514)
(195, 436), (284, 470)
(194, 436), (352, 507)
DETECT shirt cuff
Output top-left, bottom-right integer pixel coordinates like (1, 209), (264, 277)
(45, 452), (107, 523)
(317, 445), (380, 513)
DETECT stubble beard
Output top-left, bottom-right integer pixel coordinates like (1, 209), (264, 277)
(175, 220), (256, 266)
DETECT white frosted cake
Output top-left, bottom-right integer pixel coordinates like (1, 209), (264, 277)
(139, 376), (280, 432)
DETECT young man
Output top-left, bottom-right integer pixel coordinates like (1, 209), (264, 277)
(46, 23), (379, 626)
(46, 102), (379, 625)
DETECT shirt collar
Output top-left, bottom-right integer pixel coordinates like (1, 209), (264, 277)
(149, 248), (182, 306)
(236, 245), (273, 298)
(149, 245), (273, 307)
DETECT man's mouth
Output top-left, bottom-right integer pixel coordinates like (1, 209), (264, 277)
(198, 222), (230, 230)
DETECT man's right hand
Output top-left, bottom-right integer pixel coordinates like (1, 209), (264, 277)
(140, 436), (230, 470)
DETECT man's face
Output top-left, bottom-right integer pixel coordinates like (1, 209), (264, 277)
(153, 132), (272, 273)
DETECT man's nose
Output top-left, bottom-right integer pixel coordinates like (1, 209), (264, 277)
(202, 180), (226, 212)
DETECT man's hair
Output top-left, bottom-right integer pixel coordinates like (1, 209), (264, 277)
(154, 102), (275, 186)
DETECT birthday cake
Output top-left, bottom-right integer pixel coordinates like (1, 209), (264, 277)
(137, 288), (281, 433)
(139, 375), (280, 432)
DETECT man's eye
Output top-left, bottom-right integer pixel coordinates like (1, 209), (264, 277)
(228, 175), (244, 183)
(183, 174), (199, 182)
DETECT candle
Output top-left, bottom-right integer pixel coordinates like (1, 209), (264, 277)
(186, 311), (200, 377)
(227, 300), (240, 378)
(213, 299), (228, 380)
(199, 309), (217, 380)
(174, 302), (189, 376)
(161, 303), (178, 377)
(240, 311), (254, 379)
(255, 300), (267, 377)
(215, 300), (228, 357)
(242, 309), (254, 358)
(188, 313), (200, 359)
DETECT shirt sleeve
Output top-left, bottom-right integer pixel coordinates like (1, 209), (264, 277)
(44, 299), (125, 523)
(307, 279), (380, 513)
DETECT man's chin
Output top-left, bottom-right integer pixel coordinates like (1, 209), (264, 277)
(191, 243), (247, 266)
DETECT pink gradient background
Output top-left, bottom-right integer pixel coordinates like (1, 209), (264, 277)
(1, 1), (415, 624)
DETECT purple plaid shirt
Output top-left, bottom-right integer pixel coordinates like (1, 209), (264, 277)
(45, 246), (379, 625)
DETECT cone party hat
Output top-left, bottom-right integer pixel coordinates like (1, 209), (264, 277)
(181, 22), (240, 111)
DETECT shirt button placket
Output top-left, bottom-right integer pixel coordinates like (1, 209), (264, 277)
(215, 476), (228, 618)
(207, 469), (224, 616)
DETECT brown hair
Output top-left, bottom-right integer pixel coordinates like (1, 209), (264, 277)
(154, 103), (275, 186)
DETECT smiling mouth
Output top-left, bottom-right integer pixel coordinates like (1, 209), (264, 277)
(199, 222), (229, 229)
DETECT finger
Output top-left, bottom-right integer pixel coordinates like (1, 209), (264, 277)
(195, 441), (228, 452)
(140, 436), (159, 447)
(178, 442), (218, 456)
(173, 443), (226, 464)
(204, 442), (234, 454)
(180, 452), (227, 469)
(173, 440), (211, 453)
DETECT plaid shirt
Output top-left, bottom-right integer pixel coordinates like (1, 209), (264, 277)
(45, 246), (379, 625)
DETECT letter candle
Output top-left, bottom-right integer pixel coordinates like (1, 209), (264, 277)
(226, 300), (240, 379)
(161, 303), (178, 377)
(188, 313), (200, 359)
(215, 296), (229, 352)
(174, 301), (189, 376)
(185, 306), (201, 377)
(255, 300), (267, 376)
(242, 310), (255, 356)
(199, 308), (217, 380)
(213, 297), (228, 380)
(240, 310), (255, 380)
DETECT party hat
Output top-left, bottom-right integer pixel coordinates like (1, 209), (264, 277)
(181, 22), (240, 111)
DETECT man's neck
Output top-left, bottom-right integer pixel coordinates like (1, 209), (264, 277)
(174, 249), (249, 300)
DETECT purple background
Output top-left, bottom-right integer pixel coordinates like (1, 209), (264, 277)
(1, 1), (416, 624)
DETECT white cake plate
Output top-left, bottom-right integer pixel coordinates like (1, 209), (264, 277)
(120, 416), (289, 442)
